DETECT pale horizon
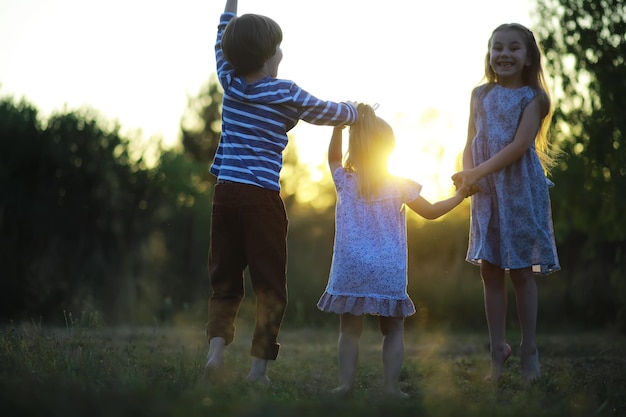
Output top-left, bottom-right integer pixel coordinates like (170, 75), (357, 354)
(0, 0), (534, 199)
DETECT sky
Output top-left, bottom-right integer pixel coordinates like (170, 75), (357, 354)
(0, 0), (534, 199)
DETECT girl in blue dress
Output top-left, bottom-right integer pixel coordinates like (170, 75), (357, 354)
(452, 23), (561, 384)
(318, 103), (470, 397)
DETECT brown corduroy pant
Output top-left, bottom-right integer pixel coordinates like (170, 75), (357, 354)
(206, 182), (288, 360)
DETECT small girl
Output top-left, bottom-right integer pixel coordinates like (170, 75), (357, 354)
(452, 23), (561, 384)
(318, 103), (469, 397)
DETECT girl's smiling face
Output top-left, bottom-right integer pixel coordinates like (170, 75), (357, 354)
(489, 29), (531, 88)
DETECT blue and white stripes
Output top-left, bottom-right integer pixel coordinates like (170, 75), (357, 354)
(210, 12), (358, 191)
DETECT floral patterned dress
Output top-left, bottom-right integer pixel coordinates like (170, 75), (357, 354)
(317, 168), (422, 317)
(467, 84), (560, 274)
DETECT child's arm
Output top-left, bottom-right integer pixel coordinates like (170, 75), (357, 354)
(216, 1), (237, 84)
(452, 89), (478, 190)
(224, 0), (237, 14)
(328, 127), (344, 173)
(462, 91), (478, 171)
(290, 85), (358, 128)
(406, 185), (468, 220)
(453, 95), (544, 187)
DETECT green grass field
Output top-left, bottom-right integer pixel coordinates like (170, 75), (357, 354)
(1, 318), (624, 417)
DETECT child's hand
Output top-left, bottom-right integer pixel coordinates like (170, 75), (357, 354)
(467, 183), (481, 197)
(452, 169), (479, 189)
(451, 171), (465, 190)
(452, 170), (481, 198)
(458, 184), (480, 198)
(456, 183), (470, 198)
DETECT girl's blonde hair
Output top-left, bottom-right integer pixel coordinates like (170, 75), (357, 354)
(344, 103), (395, 200)
(484, 23), (558, 174)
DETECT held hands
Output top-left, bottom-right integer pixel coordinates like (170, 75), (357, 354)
(452, 170), (481, 198)
(454, 182), (472, 199)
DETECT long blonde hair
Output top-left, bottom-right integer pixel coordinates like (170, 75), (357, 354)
(484, 23), (558, 174)
(344, 103), (395, 200)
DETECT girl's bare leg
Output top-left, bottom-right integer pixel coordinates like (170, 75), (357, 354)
(381, 316), (408, 398)
(510, 267), (540, 384)
(481, 261), (511, 382)
(332, 313), (363, 396)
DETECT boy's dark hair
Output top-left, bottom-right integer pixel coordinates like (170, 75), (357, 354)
(222, 14), (283, 76)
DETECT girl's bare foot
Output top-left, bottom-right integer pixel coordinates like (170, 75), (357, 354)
(330, 385), (353, 397)
(521, 347), (540, 385)
(384, 386), (409, 399)
(484, 343), (512, 383)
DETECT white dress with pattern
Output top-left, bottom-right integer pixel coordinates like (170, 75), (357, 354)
(467, 84), (560, 274)
(317, 168), (422, 317)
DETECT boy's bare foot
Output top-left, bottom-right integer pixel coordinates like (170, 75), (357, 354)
(484, 343), (512, 383)
(521, 347), (540, 385)
(246, 373), (271, 387)
(246, 357), (271, 388)
(202, 337), (226, 380)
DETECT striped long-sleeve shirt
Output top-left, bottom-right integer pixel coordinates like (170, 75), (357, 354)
(210, 12), (358, 191)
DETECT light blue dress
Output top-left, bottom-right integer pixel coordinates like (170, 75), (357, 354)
(317, 168), (422, 317)
(467, 84), (560, 274)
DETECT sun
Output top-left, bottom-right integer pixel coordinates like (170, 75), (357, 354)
(385, 109), (466, 201)
(288, 106), (468, 203)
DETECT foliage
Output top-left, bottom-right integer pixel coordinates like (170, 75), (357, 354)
(0, 82), (607, 331)
(180, 73), (222, 165)
(4, 0), (626, 330)
(0, 324), (625, 417)
(0, 97), (209, 323)
(0, 98), (148, 319)
(533, 0), (626, 330)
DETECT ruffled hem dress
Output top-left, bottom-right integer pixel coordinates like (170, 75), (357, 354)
(317, 168), (422, 318)
(467, 84), (560, 275)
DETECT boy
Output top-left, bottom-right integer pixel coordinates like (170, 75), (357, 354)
(205, 0), (358, 386)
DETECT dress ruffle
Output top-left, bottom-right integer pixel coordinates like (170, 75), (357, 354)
(317, 292), (415, 318)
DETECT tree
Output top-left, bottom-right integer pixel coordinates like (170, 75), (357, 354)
(0, 98), (152, 320)
(180, 74), (222, 165)
(0, 95), (212, 323)
(534, 0), (626, 330)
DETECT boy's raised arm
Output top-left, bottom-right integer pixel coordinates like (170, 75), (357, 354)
(224, 0), (237, 14)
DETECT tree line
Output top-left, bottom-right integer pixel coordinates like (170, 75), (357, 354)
(1, 0), (624, 331)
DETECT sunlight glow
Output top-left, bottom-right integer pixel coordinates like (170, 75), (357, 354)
(292, 107), (467, 202)
(0, 0), (532, 203)
(387, 109), (466, 201)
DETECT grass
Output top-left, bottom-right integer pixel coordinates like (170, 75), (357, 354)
(0, 315), (625, 417)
